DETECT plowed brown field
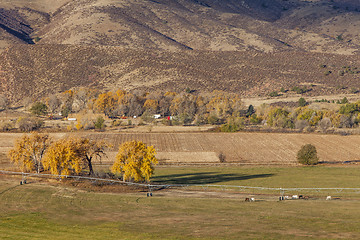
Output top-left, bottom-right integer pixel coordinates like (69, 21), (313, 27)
(82, 132), (360, 165)
(1, 132), (360, 168)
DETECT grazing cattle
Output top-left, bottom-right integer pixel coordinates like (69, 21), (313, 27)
(245, 198), (250, 202)
(326, 196), (331, 200)
(292, 195), (299, 199)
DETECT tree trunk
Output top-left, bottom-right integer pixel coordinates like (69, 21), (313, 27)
(87, 157), (94, 176)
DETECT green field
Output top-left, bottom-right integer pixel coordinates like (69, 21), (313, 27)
(153, 166), (360, 196)
(2, 166), (360, 239)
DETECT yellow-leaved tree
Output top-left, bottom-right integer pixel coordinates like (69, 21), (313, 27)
(43, 138), (108, 176)
(111, 140), (158, 182)
(8, 133), (52, 173)
(94, 91), (118, 117)
(43, 138), (82, 176)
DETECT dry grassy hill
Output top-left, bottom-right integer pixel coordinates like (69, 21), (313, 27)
(0, 0), (360, 100)
(1, 0), (360, 52)
(2, 45), (360, 102)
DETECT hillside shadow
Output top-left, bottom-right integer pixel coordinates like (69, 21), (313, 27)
(152, 172), (274, 185)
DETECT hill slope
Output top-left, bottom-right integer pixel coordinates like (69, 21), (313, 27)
(1, 45), (360, 102)
(1, 0), (360, 101)
(1, 0), (360, 53)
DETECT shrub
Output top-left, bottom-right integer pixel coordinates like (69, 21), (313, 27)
(295, 120), (309, 131)
(297, 144), (319, 165)
(292, 86), (308, 94)
(30, 102), (48, 116)
(318, 118), (332, 132)
(61, 107), (71, 118)
(218, 152), (226, 163)
(269, 91), (280, 97)
(220, 117), (244, 132)
(0, 121), (13, 132)
(298, 98), (307, 107)
(94, 116), (105, 129)
(207, 114), (220, 125)
(17, 117), (44, 132)
(250, 114), (262, 124)
(246, 105), (255, 117)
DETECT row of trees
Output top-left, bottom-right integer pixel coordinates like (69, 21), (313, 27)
(248, 101), (360, 131)
(29, 88), (243, 125)
(22, 88), (360, 132)
(9, 133), (158, 182)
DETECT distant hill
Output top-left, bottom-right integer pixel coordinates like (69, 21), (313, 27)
(1, 45), (360, 102)
(1, 0), (359, 53)
(0, 0), (360, 102)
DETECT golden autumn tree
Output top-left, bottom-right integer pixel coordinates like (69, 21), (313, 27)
(143, 99), (158, 114)
(111, 140), (158, 182)
(8, 133), (52, 173)
(94, 91), (118, 117)
(43, 138), (82, 176)
(207, 90), (242, 118)
(43, 138), (108, 176)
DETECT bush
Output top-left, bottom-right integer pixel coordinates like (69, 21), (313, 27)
(17, 117), (44, 132)
(292, 86), (309, 94)
(218, 152), (226, 163)
(269, 91), (280, 97)
(30, 102), (48, 116)
(220, 117), (244, 132)
(297, 144), (319, 165)
(61, 106), (71, 118)
(94, 116), (105, 129)
(0, 121), (13, 132)
(298, 98), (307, 107)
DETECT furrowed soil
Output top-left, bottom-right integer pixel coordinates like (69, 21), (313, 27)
(1, 131), (360, 168)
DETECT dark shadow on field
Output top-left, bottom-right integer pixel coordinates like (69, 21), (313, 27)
(319, 160), (360, 165)
(152, 172), (274, 185)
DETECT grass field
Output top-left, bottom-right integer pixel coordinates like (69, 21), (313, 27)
(2, 166), (360, 239)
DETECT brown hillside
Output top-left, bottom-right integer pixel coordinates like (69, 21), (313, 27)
(1, 0), (360, 53)
(1, 45), (360, 102)
(0, 0), (360, 100)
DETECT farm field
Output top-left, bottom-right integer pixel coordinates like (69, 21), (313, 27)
(82, 132), (360, 165)
(2, 165), (360, 239)
(1, 131), (360, 168)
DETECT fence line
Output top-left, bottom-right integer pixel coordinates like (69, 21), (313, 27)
(1, 170), (360, 195)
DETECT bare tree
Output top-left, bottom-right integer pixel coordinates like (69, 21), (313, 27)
(47, 95), (61, 114)
(0, 94), (9, 111)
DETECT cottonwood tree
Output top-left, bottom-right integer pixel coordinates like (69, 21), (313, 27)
(43, 138), (108, 176)
(43, 138), (82, 176)
(94, 92), (118, 117)
(111, 140), (158, 182)
(9, 133), (52, 173)
(73, 138), (108, 176)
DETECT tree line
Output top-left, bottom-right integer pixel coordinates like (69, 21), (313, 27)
(9, 133), (158, 182)
(27, 88), (243, 125)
